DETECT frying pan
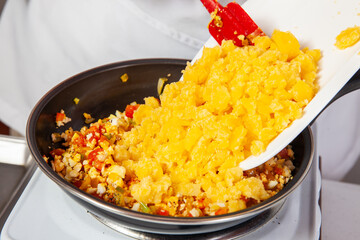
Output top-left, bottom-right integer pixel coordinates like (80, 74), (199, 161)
(26, 58), (360, 235)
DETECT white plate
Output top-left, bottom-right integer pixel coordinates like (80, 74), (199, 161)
(191, 0), (360, 170)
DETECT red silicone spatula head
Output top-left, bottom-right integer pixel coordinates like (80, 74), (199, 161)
(201, 0), (265, 46)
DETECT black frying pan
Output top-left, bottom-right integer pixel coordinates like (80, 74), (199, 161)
(26, 58), (359, 235)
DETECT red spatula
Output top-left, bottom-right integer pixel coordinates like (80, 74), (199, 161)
(200, 0), (265, 46)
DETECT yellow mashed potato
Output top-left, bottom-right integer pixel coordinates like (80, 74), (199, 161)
(49, 30), (320, 217)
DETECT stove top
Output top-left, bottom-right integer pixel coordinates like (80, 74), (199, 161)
(1, 156), (320, 240)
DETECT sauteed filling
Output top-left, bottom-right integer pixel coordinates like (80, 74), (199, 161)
(47, 30), (320, 217)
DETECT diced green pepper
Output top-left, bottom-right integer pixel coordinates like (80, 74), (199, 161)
(115, 186), (125, 193)
(140, 202), (151, 214)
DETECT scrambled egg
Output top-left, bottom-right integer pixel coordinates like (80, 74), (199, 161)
(50, 30), (320, 217)
(335, 25), (360, 50)
(126, 30), (319, 203)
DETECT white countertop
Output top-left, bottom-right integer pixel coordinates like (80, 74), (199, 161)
(321, 179), (360, 240)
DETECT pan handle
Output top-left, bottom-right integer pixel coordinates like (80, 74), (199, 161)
(311, 68), (360, 124)
(328, 68), (360, 105)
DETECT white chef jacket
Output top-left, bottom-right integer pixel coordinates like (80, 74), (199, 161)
(0, 0), (212, 134)
(0, 0), (358, 181)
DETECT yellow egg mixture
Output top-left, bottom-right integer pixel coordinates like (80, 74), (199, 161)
(49, 30), (320, 217)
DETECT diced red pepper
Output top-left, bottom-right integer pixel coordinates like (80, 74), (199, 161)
(93, 161), (104, 171)
(278, 148), (289, 159)
(125, 104), (140, 118)
(215, 208), (228, 216)
(157, 208), (169, 216)
(274, 167), (283, 175)
(198, 198), (206, 210)
(56, 112), (65, 122)
(86, 125), (102, 144)
(98, 135), (108, 144)
(73, 180), (83, 188)
(88, 148), (104, 171)
(91, 192), (103, 199)
(88, 148), (103, 163)
(49, 148), (65, 157)
(72, 133), (87, 147)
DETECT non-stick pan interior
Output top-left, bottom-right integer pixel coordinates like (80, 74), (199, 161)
(29, 59), (188, 156)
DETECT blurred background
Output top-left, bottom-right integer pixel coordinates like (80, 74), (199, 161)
(0, 0), (9, 135)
